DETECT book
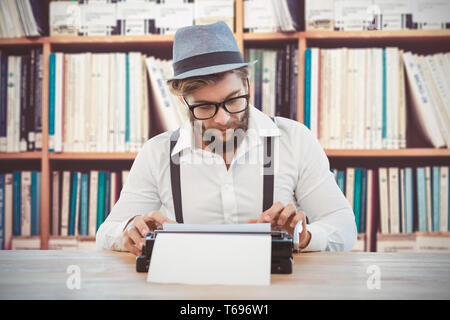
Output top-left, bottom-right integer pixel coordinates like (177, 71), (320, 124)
(388, 167), (400, 234)
(403, 52), (446, 148)
(416, 167), (427, 232)
(440, 166), (449, 232)
(60, 170), (70, 236)
(404, 167), (414, 233)
(88, 170), (98, 236)
(97, 171), (106, 231)
(20, 171), (31, 236)
(51, 170), (60, 236)
(432, 166), (441, 232)
(378, 167), (389, 234)
(4, 173), (13, 249)
(0, 174), (4, 249)
(353, 168), (362, 233)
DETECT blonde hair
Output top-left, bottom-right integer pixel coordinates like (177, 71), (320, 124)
(167, 66), (249, 97)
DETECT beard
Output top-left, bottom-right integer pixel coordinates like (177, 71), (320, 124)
(190, 107), (250, 156)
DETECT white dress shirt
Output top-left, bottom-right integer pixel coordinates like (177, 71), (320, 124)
(96, 106), (357, 252)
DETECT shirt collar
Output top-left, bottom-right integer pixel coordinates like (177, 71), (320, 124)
(170, 105), (280, 157)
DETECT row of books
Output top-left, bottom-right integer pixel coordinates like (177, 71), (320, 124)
(244, 43), (298, 120)
(48, 52), (150, 153)
(304, 48), (450, 149)
(403, 52), (450, 149)
(49, 0), (234, 37)
(332, 166), (450, 237)
(0, 171), (42, 250)
(306, 0), (450, 31)
(379, 167), (449, 234)
(0, 49), (44, 153)
(50, 170), (130, 237)
(243, 0), (301, 33)
(305, 47), (407, 150)
(0, 0), (47, 39)
(145, 56), (189, 132)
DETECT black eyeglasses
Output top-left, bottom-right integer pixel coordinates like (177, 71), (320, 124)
(183, 78), (250, 120)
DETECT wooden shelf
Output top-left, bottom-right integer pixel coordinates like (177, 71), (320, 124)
(48, 34), (175, 45)
(303, 29), (450, 40)
(3, 30), (449, 46)
(0, 152), (43, 160)
(325, 148), (450, 158)
(49, 152), (138, 160)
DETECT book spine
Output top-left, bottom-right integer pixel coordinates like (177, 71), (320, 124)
(425, 167), (432, 232)
(80, 173), (89, 236)
(382, 49), (387, 148)
(104, 171), (111, 222)
(125, 54), (130, 150)
(432, 166), (440, 232)
(20, 171), (31, 236)
(416, 167), (427, 232)
(353, 168), (362, 233)
(88, 170), (98, 236)
(69, 171), (78, 236)
(48, 53), (56, 152)
(27, 49), (36, 151)
(4, 173), (13, 249)
(404, 167), (414, 233)
(96, 171), (105, 231)
(337, 170), (345, 194)
(289, 44), (298, 121)
(19, 54), (29, 152)
(360, 169), (367, 234)
(304, 48), (311, 129)
(0, 52), (7, 152)
(35, 171), (41, 236)
(60, 171), (70, 236)
(388, 167), (400, 234)
(440, 166), (449, 232)
(34, 48), (43, 151)
(30, 171), (37, 236)
(0, 174), (4, 250)
(51, 171), (60, 236)
(378, 167), (390, 234)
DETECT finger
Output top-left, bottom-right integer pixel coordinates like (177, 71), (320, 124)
(262, 201), (284, 223)
(128, 227), (145, 250)
(124, 238), (141, 256)
(247, 219), (258, 223)
(144, 211), (171, 227)
(133, 215), (150, 237)
(289, 212), (303, 229)
(277, 204), (296, 226)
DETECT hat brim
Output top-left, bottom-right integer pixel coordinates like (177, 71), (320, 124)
(164, 60), (258, 82)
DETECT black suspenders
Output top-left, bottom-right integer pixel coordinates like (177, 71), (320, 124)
(169, 117), (276, 224)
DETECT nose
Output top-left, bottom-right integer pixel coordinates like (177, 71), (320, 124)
(213, 105), (230, 126)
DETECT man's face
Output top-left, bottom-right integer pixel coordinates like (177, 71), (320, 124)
(184, 72), (250, 152)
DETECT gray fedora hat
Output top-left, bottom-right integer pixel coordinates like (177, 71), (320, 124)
(168, 21), (256, 80)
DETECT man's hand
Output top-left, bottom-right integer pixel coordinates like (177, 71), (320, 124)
(248, 202), (311, 249)
(122, 211), (177, 256)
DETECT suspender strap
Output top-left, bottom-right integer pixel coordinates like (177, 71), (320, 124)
(262, 135), (274, 212)
(169, 117), (276, 223)
(170, 128), (184, 223)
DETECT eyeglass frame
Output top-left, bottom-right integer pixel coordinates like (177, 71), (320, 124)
(182, 78), (251, 120)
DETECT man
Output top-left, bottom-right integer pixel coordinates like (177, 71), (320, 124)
(96, 21), (357, 256)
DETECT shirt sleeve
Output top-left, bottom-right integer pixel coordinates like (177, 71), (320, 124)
(294, 126), (357, 252)
(96, 141), (163, 252)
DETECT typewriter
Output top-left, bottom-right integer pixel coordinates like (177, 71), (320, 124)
(136, 229), (294, 274)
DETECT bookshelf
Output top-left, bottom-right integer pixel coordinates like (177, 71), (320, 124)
(1, 0), (449, 251)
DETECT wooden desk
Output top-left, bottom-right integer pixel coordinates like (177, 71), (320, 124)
(0, 250), (449, 299)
